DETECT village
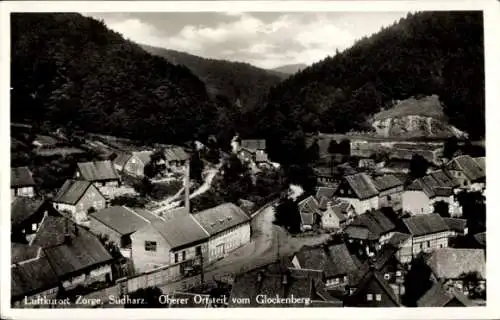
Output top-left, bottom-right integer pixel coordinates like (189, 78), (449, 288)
(10, 118), (486, 308)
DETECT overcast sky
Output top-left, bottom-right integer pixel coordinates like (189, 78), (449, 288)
(86, 12), (409, 69)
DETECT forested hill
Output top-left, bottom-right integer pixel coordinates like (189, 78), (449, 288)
(249, 11), (484, 164)
(11, 13), (231, 144)
(141, 44), (285, 113)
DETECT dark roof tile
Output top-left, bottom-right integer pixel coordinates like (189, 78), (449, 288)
(193, 203), (250, 236)
(77, 160), (120, 182)
(52, 179), (94, 205)
(89, 206), (155, 235)
(344, 173), (379, 200)
(403, 215), (449, 237)
(11, 167), (36, 188)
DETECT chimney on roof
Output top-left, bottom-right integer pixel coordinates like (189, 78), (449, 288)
(282, 273), (289, 285)
(64, 217), (72, 244)
(257, 271), (263, 282)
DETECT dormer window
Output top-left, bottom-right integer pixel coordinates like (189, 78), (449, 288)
(366, 294), (373, 301)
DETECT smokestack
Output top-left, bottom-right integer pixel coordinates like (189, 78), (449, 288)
(185, 159), (190, 214)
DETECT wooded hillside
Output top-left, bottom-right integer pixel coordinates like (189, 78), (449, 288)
(246, 11), (484, 164)
(11, 13), (230, 145)
(141, 44), (285, 113)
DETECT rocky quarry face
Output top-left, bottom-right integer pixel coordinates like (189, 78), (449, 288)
(370, 95), (468, 139)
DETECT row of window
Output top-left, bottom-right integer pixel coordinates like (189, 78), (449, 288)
(366, 293), (382, 302)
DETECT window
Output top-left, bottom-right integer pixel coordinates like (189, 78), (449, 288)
(375, 294), (382, 301)
(32, 223), (37, 231)
(426, 241), (431, 248)
(195, 246), (202, 256)
(182, 251), (186, 261)
(396, 271), (402, 277)
(174, 253), (178, 263)
(144, 241), (157, 252)
(419, 243), (423, 249)
(366, 294), (373, 301)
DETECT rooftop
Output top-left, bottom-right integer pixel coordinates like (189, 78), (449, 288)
(89, 206), (157, 236)
(52, 179), (94, 205)
(11, 197), (45, 227)
(192, 203), (250, 236)
(347, 210), (396, 240)
(151, 214), (209, 250)
(447, 155), (485, 182)
(344, 173), (379, 200)
(373, 174), (403, 192)
(403, 215), (449, 237)
(11, 166), (36, 188)
(77, 160), (120, 182)
(417, 282), (473, 307)
(164, 147), (189, 162)
(426, 248), (486, 280)
(241, 139), (266, 151)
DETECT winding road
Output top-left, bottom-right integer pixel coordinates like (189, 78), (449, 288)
(159, 202), (330, 293)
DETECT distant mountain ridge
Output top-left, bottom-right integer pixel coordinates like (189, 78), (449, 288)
(141, 44), (284, 112)
(271, 63), (308, 75)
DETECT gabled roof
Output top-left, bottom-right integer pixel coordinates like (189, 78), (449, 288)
(447, 155), (485, 181)
(30, 215), (80, 248)
(131, 150), (154, 165)
(403, 215), (449, 237)
(426, 248), (486, 279)
(230, 260), (340, 307)
(349, 269), (401, 306)
(473, 156), (485, 172)
(293, 244), (361, 279)
(241, 139), (266, 150)
(343, 173), (379, 200)
(408, 170), (458, 198)
(33, 134), (59, 146)
(11, 167), (36, 188)
(113, 153), (132, 167)
(386, 232), (411, 247)
(150, 215), (209, 250)
(298, 196), (320, 214)
(473, 232), (486, 247)
(348, 210), (396, 240)
(11, 251), (59, 299)
(164, 147), (189, 162)
(52, 179), (96, 205)
(77, 160), (120, 182)
(443, 218), (467, 233)
(417, 282), (473, 307)
(192, 203), (250, 236)
(11, 242), (42, 264)
(373, 174), (403, 192)
(11, 197), (45, 227)
(43, 227), (113, 278)
(315, 187), (337, 202)
(89, 206), (157, 235)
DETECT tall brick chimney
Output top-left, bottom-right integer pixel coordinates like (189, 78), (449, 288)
(185, 159), (190, 214)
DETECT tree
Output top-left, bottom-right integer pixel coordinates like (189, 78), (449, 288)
(190, 150), (204, 183)
(328, 140), (339, 154)
(306, 139), (320, 163)
(456, 190), (486, 234)
(443, 136), (459, 159)
(97, 234), (122, 259)
(285, 164), (317, 195)
(460, 271), (484, 299)
(273, 198), (301, 234)
(409, 154), (429, 179)
(125, 287), (164, 308)
(402, 253), (433, 307)
(339, 139), (351, 155)
(433, 200), (450, 217)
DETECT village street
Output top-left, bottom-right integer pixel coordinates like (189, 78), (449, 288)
(159, 202), (330, 293)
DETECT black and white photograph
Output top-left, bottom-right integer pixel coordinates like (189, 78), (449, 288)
(1, 1), (498, 319)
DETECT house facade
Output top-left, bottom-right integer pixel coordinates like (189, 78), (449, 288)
(11, 167), (36, 198)
(298, 196), (320, 231)
(194, 203), (251, 262)
(334, 173), (380, 215)
(11, 198), (60, 243)
(52, 180), (106, 225)
(130, 214), (209, 274)
(445, 155), (486, 191)
(345, 269), (401, 307)
(398, 215), (454, 263)
(122, 151), (153, 177)
(402, 170), (462, 217)
(75, 160), (121, 187)
(373, 175), (404, 210)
